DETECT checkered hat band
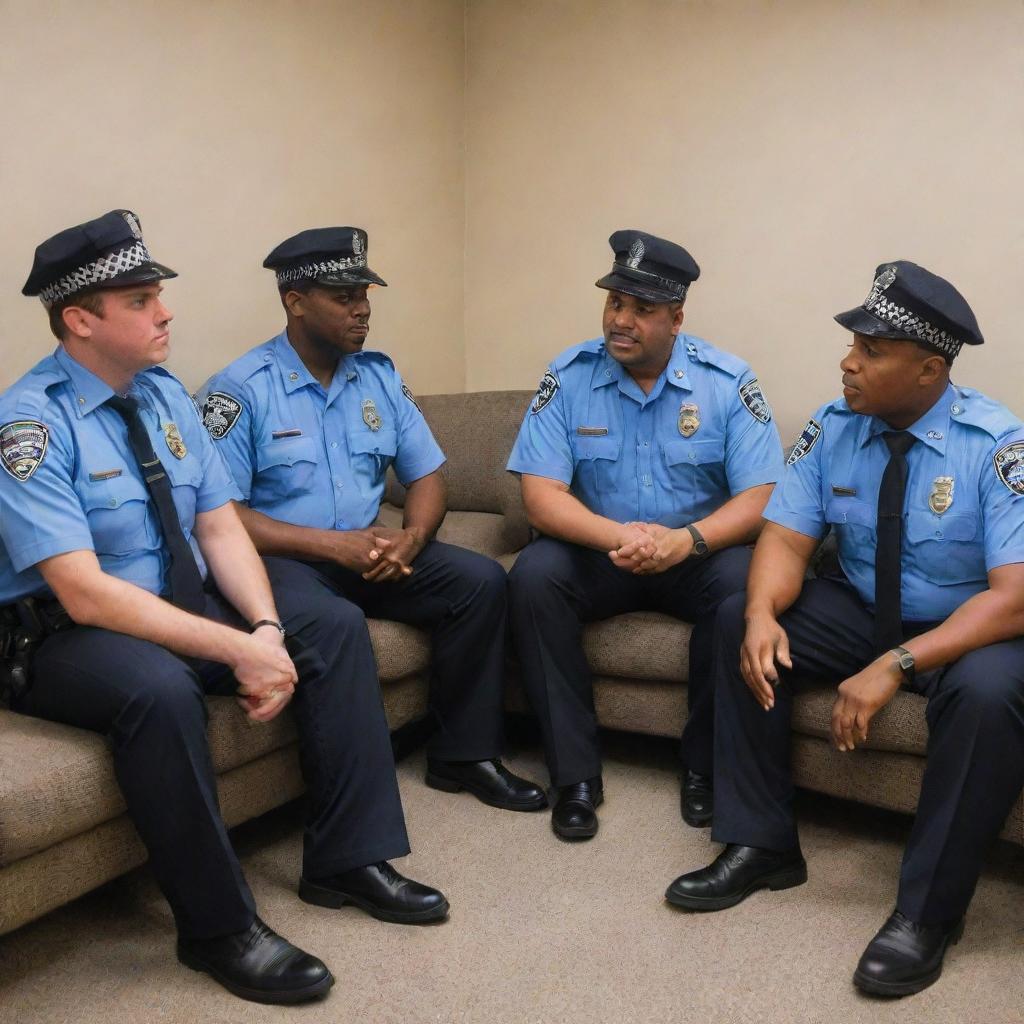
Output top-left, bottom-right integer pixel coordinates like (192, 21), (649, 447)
(38, 242), (154, 308)
(865, 294), (964, 358)
(615, 262), (687, 300)
(275, 255), (367, 285)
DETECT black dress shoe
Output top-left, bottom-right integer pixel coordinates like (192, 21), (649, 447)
(426, 758), (547, 811)
(551, 777), (603, 840)
(177, 917), (333, 1004)
(853, 910), (965, 997)
(299, 861), (449, 924)
(665, 844), (807, 911)
(681, 769), (713, 828)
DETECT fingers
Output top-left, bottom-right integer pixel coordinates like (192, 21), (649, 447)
(740, 644), (775, 710)
(775, 629), (792, 671)
(831, 697), (859, 752)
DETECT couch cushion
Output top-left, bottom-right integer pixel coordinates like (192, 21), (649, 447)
(377, 503), (518, 562)
(790, 687), (929, 756)
(583, 612), (691, 683)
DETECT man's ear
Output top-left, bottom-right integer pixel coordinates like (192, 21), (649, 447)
(919, 352), (948, 386)
(61, 305), (94, 340)
(671, 302), (685, 333)
(283, 289), (305, 317)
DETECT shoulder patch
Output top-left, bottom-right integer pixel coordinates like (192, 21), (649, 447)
(787, 419), (822, 466)
(531, 370), (560, 414)
(738, 378), (772, 423)
(202, 392), (243, 440)
(993, 441), (1024, 496)
(401, 382), (421, 412)
(0, 420), (49, 481)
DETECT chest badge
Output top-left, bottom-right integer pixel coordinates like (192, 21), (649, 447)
(362, 398), (382, 432)
(164, 422), (187, 460)
(678, 402), (700, 438)
(928, 476), (954, 515)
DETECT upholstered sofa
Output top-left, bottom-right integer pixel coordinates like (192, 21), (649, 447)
(1, 388), (1020, 936)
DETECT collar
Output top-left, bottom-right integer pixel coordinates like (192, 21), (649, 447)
(275, 331), (323, 394)
(591, 336), (692, 395)
(54, 345), (118, 417)
(862, 383), (954, 456)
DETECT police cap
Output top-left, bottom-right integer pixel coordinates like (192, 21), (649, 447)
(595, 229), (700, 304)
(264, 227), (387, 289)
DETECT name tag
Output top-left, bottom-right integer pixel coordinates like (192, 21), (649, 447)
(831, 485), (857, 496)
(576, 426), (609, 436)
(271, 429), (303, 439)
(89, 469), (123, 481)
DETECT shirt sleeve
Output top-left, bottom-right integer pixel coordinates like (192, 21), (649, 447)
(390, 372), (445, 486)
(506, 368), (575, 484)
(723, 370), (785, 494)
(981, 429), (1024, 571)
(199, 377), (257, 503)
(0, 417), (95, 572)
(762, 408), (830, 540)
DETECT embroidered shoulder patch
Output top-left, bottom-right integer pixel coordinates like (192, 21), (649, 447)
(531, 370), (560, 415)
(401, 382), (421, 412)
(738, 378), (772, 423)
(993, 441), (1024, 495)
(0, 420), (49, 481)
(787, 419), (822, 466)
(201, 392), (243, 440)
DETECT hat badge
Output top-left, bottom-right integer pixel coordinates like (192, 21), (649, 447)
(866, 265), (897, 306)
(122, 211), (143, 240)
(352, 231), (365, 257)
(626, 238), (645, 269)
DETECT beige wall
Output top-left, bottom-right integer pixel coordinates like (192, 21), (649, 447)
(0, 0), (466, 395)
(465, 0), (1023, 441)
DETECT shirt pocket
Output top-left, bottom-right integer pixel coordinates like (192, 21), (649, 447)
(79, 475), (151, 556)
(163, 456), (203, 530)
(905, 512), (983, 584)
(571, 435), (621, 496)
(255, 436), (321, 499)
(349, 429), (398, 488)
(824, 496), (876, 571)
(662, 438), (726, 513)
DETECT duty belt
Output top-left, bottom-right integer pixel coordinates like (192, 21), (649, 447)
(0, 597), (74, 705)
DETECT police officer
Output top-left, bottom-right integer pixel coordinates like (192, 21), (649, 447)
(197, 227), (545, 813)
(507, 230), (783, 839)
(0, 211), (448, 1006)
(666, 261), (1024, 997)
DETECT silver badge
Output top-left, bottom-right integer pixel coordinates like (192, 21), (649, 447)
(928, 476), (954, 515)
(738, 378), (772, 424)
(531, 371), (560, 415)
(0, 420), (49, 481)
(626, 238), (645, 269)
(993, 441), (1024, 496)
(362, 398), (382, 431)
(865, 265), (897, 306)
(122, 211), (143, 239)
(787, 419), (822, 466)
(678, 403), (700, 438)
(201, 392), (243, 440)
(353, 231), (365, 257)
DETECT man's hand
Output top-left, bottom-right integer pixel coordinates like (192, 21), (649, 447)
(739, 611), (792, 711)
(326, 529), (381, 574)
(831, 656), (903, 752)
(362, 527), (426, 583)
(607, 523), (659, 570)
(629, 526), (694, 575)
(231, 628), (298, 723)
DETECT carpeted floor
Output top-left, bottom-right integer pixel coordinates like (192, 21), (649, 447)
(2, 731), (1022, 1024)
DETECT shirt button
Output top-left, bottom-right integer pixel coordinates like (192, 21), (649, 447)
(330, 441), (338, 449)
(674, 369), (684, 379)
(605, 370), (611, 377)
(108, 498), (117, 507)
(78, 396), (85, 405)
(643, 441), (649, 447)
(335, 479), (343, 487)
(951, 404), (962, 414)
(935, 530), (942, 538)
(289, 372), (299, 381)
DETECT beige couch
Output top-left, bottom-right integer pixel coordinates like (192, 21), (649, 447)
(1, 388), (1020, 936)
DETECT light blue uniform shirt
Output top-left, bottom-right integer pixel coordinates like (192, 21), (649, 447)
(766, 383), (1024, 622)
(0, 346), (239, 604)
(198, 331), (445, 531)
(507, 334), (784, 526)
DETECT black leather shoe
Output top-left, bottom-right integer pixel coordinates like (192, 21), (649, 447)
(665, 844), (807, 911)
(853, 910), (965, 997)
(299, 861), (449, 924)
(426, 758), (547, 811)
(551, 777), (603, 840)
(177, 917), (333, 1004)
(681, 769), (713, 828)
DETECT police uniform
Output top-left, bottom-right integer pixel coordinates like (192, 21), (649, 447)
(709, 263), (1024, 932)
(507, 231), (783, 789)
(0, 212), (410, 945)
(197, 228), (516, 770)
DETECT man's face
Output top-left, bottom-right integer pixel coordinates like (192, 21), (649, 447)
(839, 333), (935, 420)
(78, 284), (173, 372)
(601, 290), (683, 376)
(290, 284), (371, 356)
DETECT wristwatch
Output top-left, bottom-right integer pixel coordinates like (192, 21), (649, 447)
(250, 619), (287, 638)
(684, 523), (710, 559)
(889, 646), (915, 684)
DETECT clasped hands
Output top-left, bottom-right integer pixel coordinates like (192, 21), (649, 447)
(608, 522), (694, 574)
(741, 612), (903, 751)
(336, 526), (426, 582)
(235, 625), (298, 724)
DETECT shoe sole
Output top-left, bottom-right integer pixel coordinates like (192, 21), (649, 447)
(551, 793), (604, 841)
(298, 879), (450, 924)
(425, 771), (548, 812)
(852, 920), (965, 998)
(177, 948), (335, 1004)
(682, 808), (713, 829)
(665, 861), (808, 911)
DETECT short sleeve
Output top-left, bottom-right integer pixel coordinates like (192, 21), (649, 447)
(390, 372), (445, 485)
(762, 409), (830, 540)
(723, 370), (784, 493)
(198, 377), (257, 502)
(506, 368), (574, 484)
(982, 430), (1024, 571)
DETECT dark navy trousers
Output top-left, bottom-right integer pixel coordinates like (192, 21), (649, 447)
(17, 578), (410, 940)
(270, 539), (509, 762)
(711, 577), (1024, 924)
(508, 536), (752, 787)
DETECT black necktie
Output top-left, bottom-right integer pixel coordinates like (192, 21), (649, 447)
(106, 395), (206, 614)
(874, 430), (916, 653)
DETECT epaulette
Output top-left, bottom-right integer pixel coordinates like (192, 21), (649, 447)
(220, 341), (279, 386)
(552, 338), (604, 371)
(352, 348), (396, 370)
(10, 359), (68, 417)
(948, 386), (1021, 441)
(682, 335), (747, 378)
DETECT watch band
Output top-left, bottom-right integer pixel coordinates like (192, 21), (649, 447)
(889, 645), (915, 684)
(684, 523), (710, 558)
(250, 619), (287, 637)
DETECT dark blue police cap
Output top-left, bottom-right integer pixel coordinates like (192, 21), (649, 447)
(22, 209), (177, 309)
(595, 229), (700, 304)
(263, 227), (387, 289)
(835, 260), (983, 360)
